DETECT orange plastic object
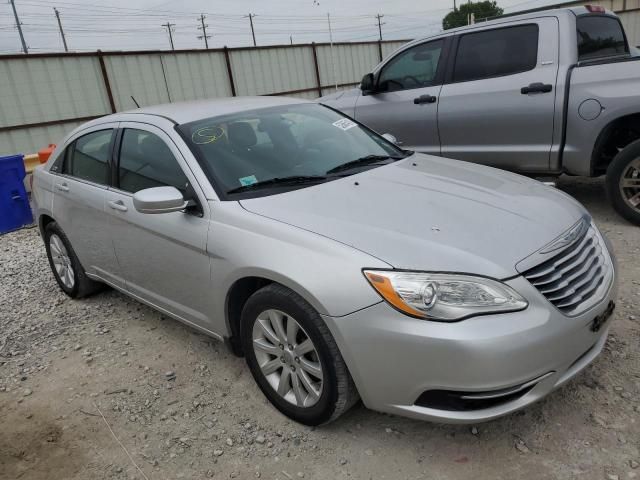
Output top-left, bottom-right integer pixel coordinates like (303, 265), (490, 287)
(38, 144), (56, 164)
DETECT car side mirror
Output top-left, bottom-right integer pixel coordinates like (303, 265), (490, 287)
(133, 186), (187, 214)
(381, 133), (399, 145)
(360, 73), (376, 96)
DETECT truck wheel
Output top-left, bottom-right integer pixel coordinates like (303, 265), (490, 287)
(606, 139), (640, 225)
(240, 283), (359, 425)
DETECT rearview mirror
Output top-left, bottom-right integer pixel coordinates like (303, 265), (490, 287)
(133, 186), (187, 214)
(360, 73), (375, 95)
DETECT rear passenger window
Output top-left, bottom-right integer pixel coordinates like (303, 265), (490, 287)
(453, 24), (538, 83)
(577, 16), (628, 60)
(118, 129), (189, 194)
(62, 129), (113, 185)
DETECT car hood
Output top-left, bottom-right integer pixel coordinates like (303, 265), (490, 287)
(239, 154), (586, 279)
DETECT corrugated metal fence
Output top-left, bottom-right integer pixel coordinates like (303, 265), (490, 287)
(0, 39), (408, 156)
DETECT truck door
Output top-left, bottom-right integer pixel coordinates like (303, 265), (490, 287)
(353, 38), (448, 154)
(438, 18), (559, 173)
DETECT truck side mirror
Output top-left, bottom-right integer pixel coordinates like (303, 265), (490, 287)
(360, 73), (376, 96)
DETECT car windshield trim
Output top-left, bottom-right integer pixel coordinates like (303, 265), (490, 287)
(325, 154), (408, 175)
(226, 175), (329, 194)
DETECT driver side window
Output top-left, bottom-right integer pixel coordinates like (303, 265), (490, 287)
(377, 40), (444, 92)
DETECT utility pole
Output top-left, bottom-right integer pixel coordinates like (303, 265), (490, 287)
(54, 8), (68, 52)
(290, 35), (293, 45)
(244, 13), (257, 47)
(375, 13), (384, 41)
(453, 0), (457, 11)
(10, 0), (28, 54)
(197, 14), (211, 49)
(327, 12), (337, 91)
(162, 22), (175, 50)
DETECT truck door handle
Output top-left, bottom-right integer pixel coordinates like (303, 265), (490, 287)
(55, 183), (69, 192)
(521, 83), (553, 94)
(413, 94), (437, 104)
(108, 200), (128, 212)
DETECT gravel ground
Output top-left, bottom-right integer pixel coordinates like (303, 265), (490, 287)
(1, 175), (639, 480)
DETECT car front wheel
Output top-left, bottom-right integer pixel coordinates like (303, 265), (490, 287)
(240, 283), (359, 425)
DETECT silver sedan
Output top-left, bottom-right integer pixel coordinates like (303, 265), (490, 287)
(32, 97), (617, 425)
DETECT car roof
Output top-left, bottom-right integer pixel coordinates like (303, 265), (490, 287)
(121, 95), (311, 125)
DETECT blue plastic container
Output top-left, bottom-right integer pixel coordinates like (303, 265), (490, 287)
(0, 154), (33, 234)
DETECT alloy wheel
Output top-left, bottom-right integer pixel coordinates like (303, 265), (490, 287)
(49, 234), (75, 289)
(619, 157), (640, 212)
(252, 309), (323, 407)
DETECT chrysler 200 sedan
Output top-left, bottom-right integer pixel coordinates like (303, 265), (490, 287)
(32, 97), (617, 425)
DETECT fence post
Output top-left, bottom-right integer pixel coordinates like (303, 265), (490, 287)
(378, 40), (383, 62)
(311, 43), (322, 97)
(97, 50), (116, 113)
(223, 46), (237, 97)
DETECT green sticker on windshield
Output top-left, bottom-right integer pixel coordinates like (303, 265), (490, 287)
(239, 175), (258, 186)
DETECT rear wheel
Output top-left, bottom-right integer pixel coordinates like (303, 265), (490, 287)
(44, 222), (103, 298)
(241, 284), (358, 425)
(606, 139), (640, 225)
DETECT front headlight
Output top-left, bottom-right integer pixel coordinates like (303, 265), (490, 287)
(363, 270), (528, 321)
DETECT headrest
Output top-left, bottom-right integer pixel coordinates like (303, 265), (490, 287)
(228, 122), (257, 149)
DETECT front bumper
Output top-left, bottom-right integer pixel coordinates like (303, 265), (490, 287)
(323, 274), (617, 423)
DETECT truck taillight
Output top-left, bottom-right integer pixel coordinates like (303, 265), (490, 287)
(585, 5), (606, 13)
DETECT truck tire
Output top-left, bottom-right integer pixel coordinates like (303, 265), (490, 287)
(606, 139), (640, 225)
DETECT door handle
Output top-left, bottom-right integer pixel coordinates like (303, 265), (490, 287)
(521, 83), (553, 94)
(55, 183), (69, 192)
(413, 94), (437, 104)
(108, 200), (128, 212)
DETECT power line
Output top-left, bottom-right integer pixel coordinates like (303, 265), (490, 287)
(9, 0), (28, 54)
(197, 14), (210, 49)
(161, 21), (175, 50)
(53, 7), (68, 52)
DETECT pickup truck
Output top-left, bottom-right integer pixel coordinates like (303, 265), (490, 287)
(321, 5), (640, 225)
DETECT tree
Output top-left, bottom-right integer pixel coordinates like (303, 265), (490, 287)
(442, 1), (504, 30)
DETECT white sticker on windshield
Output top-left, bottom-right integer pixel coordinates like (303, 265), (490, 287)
(332, 118), (357, 131)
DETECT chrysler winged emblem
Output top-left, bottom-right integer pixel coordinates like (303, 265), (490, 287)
(540, 219), (588, 254)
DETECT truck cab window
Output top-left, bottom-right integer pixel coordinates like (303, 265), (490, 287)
(377, 40), (443, 92)
(453, 24), (538, 83)
(577, 16), (628, 60)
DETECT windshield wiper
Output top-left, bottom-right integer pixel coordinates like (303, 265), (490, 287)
(226, 175), (328, 194)
(325, 154), (406, 175)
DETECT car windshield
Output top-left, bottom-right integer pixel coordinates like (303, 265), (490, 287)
(177, 103), (406, 198)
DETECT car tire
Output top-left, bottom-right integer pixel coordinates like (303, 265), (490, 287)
(44, 222), (103, 298)
(606, 139), (640, 225)
(240, 283), (359, 425)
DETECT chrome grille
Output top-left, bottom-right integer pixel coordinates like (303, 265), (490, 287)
(523, 225), (611, 316)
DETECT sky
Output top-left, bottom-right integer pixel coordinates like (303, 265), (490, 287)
(0, 0), (564, 54)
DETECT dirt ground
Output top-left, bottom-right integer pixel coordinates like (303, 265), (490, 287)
(1, 175), (638, 480)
